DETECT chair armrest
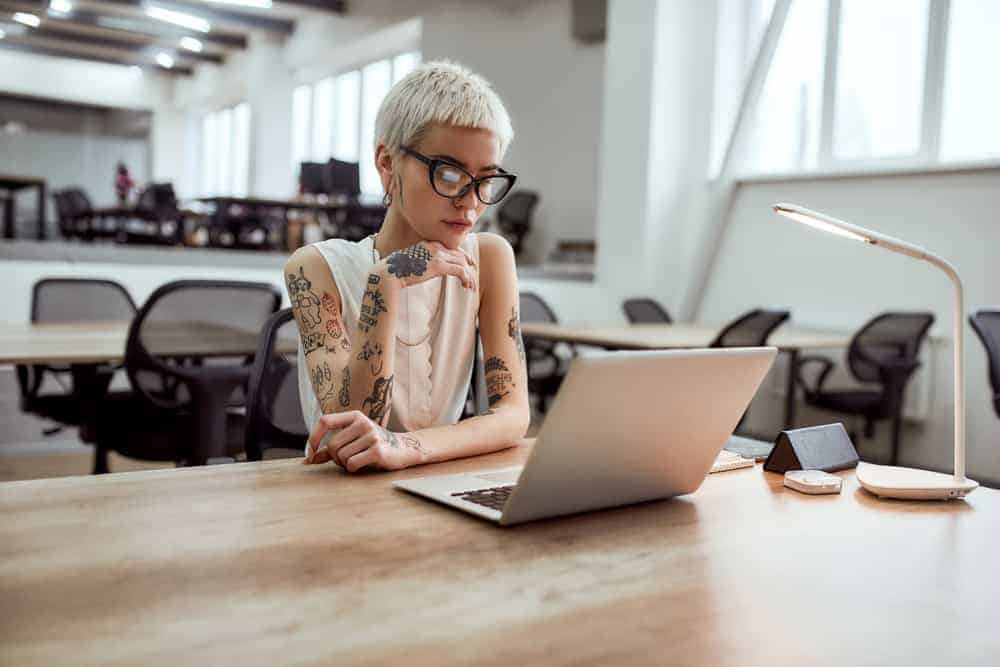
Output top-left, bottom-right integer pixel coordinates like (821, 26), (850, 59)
(795, 355), (835, 395)
(876, 358), (921, 385)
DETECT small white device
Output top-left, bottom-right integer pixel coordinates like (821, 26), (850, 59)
(394, 347), (777, 525)
(783, 470), (843, 495)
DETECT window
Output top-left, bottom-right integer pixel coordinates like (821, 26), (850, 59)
(291, 51), (421, 197)
(200, 102), (251, 196)
(940, 0), (1000, 161)
(712, 0), (1000, 176)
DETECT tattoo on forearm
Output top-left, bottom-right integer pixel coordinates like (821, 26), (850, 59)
(310, 362), (332, 394)
(485, 356), (514, 406)
(360, 274), (387, 334)
(301, 331), (326, 356)
(356, 341), (384, 375)
(377, 426), (399, 449)
(398, 433), (426, 453)
(387, 243), (432, 279)
(287, 266), (323, 331)
(508, 308), (526, 366)
(362, 375), (394, 424)
(338, 366), (350, 407)
(321, 292), (351, 353)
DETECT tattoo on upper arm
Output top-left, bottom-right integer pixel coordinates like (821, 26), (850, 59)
(356, 341), (384, 375)
(321, 292), (351, 353)
(508, 308), (526, 366)
(362, 375), (394, 424)
(287, 266), (323, 331)
(485, 356), (514, 406)
(387, 244), (432, 278)
(360, 274), (387, 334)
(338, 367), (350, 407)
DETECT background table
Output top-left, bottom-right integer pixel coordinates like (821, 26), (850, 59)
(0, 175), (47, 240)
(1, 441), (996, 666)
(521, 321), (851, 430)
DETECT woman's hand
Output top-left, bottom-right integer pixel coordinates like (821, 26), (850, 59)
(304, 410), (429, 472)
(383, 240), (477, 292)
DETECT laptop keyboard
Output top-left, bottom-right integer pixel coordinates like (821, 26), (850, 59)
(451, 485), (515, 511)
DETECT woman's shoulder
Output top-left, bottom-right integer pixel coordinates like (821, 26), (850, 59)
(474, 232), (515, 262)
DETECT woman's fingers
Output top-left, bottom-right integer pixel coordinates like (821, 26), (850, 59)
(334, 432), (377, 468)
(305, 411), (357, 462)
(345, 447), (379, 473)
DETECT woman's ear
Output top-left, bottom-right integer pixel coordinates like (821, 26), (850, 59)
(375, 144), (394, 195)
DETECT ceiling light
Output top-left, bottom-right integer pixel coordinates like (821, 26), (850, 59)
(13, 12), (41, 28)
(48, 0), (72, 14)
(146, 5), (210, 33)
(155, 52), (175, 69)
(180, 36), (203, 52)
(206, 0), (272, 7)
(0, 28), (5, 39)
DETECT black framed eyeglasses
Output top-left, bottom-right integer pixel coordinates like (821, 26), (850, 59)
(401, 146), (516, 205)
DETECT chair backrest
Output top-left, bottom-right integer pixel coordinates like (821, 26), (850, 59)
(245, 308), (309, 460)
(497, 191), (539, 230)
(32, 278), (137, 323)
(969, 309), (1000, 415)
(710, 309), (790, 348)
(52, 190), (74, 222)
(519, 291), (558, 324)
(622, 297), (672, 324)
(125, 279), (282, 410)
(847, 312), (935, 384)
(66, 188), (93, 215)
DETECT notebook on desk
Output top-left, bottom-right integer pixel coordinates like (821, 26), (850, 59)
(394, 347), (777, 525)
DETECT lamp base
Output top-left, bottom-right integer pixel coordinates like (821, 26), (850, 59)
(856, 462), (979, 500)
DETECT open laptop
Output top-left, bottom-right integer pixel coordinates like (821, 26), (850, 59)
(393, 347), (777, 525)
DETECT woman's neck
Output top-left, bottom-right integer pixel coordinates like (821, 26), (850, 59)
(373, 209), (423, 257)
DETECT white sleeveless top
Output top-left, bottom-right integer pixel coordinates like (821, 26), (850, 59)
(297, 234), (480, 435)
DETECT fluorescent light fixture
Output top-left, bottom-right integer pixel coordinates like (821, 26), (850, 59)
(180, 36), (203, 52)
(48, 0), (72, 14)
(146, 5), (210, 33)
(206, 0), (272, 7)
(772, 202), (979, 501)
(0, 28), (5, 39)
(13, 12), (41, 28)
(155, 52), (175, 69)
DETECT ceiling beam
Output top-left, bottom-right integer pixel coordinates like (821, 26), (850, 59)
(0, 40), (194, 74)
(28, 23), (225, 63)
(0, 1), (249, 48)
(96, 0), (295, 33)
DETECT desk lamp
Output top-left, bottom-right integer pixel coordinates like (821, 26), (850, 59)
(772, 203), (978, 500)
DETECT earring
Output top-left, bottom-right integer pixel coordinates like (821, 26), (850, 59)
(382, 192), (393, 208)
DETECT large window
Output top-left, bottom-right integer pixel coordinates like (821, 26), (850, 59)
(712, 0), (999, 176)
(291, 51), (420, 197)
(200, 102), (251, 196)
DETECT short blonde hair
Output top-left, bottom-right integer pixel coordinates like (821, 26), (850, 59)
(374, 60), (514, 159)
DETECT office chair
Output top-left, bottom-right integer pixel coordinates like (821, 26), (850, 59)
(245, 308), (310, 461)
(496, 191), (538, 257)
(16, 278), (137, 440)
(90, 280), (281, 472)
(520, 292), (571, 414)
(123, 183), (184, 245)
(969, 309), (1000, 419)
(622, 297), (673, 324)
(710, 309), (790, 347)
(795, 311), (934, 466)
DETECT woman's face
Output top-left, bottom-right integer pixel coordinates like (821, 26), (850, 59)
(378, 123), (501, 250)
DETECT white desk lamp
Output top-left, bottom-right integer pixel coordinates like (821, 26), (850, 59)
(772, 203), (978, 501)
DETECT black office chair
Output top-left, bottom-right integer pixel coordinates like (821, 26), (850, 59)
(90, 280), (281, 471)
(795, 312), (934, 466)
(245, 309), (310, 461)
(496, 191), (538, 257)
(710, 309), (790, 347)
(622, 297), (673, 324)
(520, 292), (571, 414)
(16, 278), (137, 438)
(123, 183), (184, 245)
(969, 309), (1000, 419)
(53, 189), (90, 240)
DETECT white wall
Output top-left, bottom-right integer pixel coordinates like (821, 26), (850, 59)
(698, 167), (1000, 484)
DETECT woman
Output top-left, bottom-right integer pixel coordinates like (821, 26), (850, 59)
(286, 61), (530, 472)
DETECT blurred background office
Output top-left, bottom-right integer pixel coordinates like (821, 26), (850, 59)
(1, 0), (997, 483)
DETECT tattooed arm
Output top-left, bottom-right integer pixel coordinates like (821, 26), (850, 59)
(373, 232), (530, 466)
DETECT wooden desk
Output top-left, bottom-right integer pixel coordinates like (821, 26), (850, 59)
(0, 175), (47, 241)
(0, 321), (286, 366)
(1, 442), (996, 665)
(521, 322), (852, 431)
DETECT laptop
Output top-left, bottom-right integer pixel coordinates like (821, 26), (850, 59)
(393, 347), (777, 525)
